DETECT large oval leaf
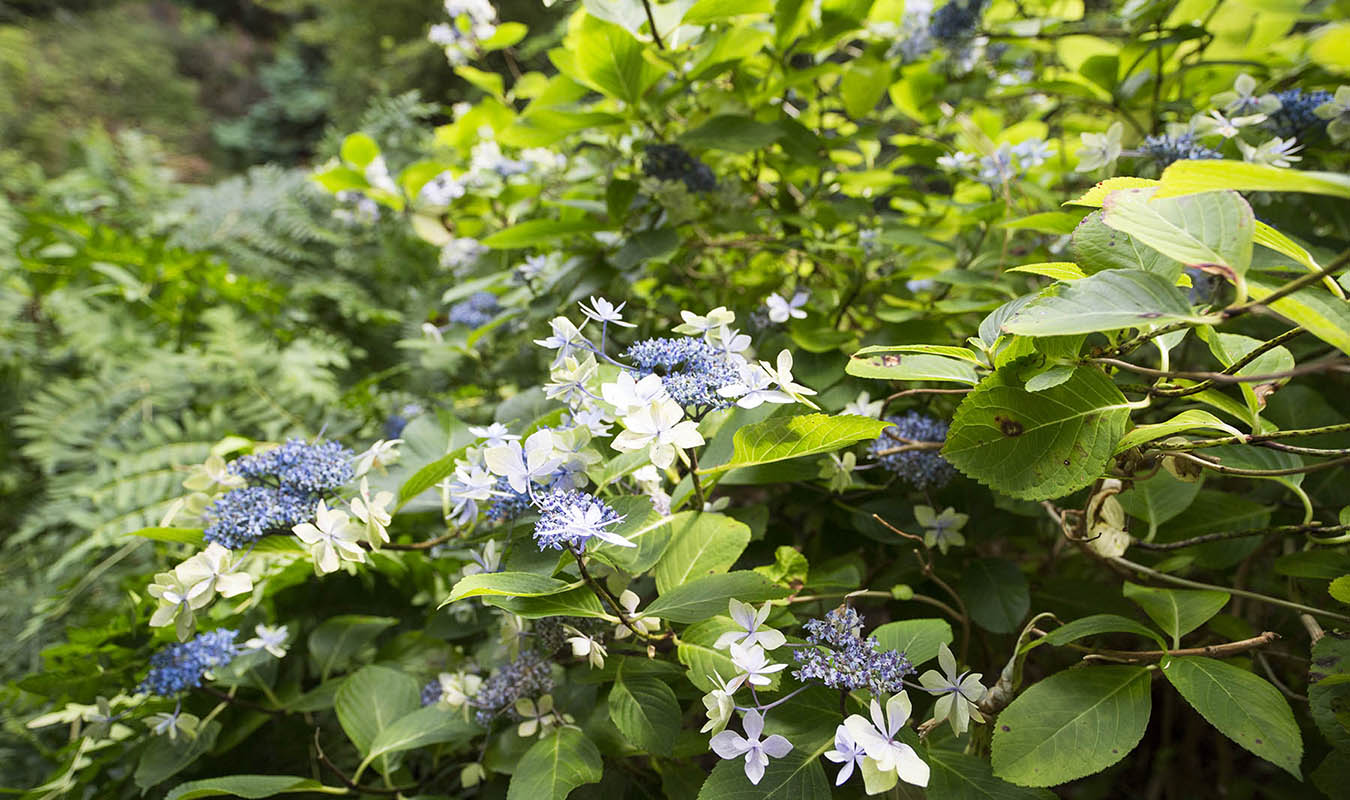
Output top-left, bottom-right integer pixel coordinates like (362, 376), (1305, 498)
(506, 727), (603, 800)
(1002, 269), (1208, 336)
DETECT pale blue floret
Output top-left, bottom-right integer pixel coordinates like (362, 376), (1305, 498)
(138, 629), (240, 696)
(792, 608), (913, 695)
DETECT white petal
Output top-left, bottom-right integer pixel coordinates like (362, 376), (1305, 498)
(761, 734), (792, 758)
(893, 744), (931, 788)
(710, 731), (750, 759)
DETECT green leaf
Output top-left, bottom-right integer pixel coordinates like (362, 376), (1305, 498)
(707, 413), (891, 476)
(335, 666), (420, 776)
(960, 557), (1030, 634)
(1036, 614), (1166, 649)
(613, 227), (680, 270)
(1163, 656), (1302, 777)
(128, 526), (205, 545)
(1114, 409), (1241, 453)
(1154, 160), (1350, 200)
(1116, 470), (1202, 541)
(839, 57), (891, 118)
(652, 512), (751, 593)
(396, 443), (469, 509)
(1000, 212), (1085, 235)
(135, 721), (219, 790)
(356, 706), (478, 778)
(454, 65), (505, 99)
(1071, 210), (1183, 280)
(1309, 635), (1350, 752)
(506, 727), (603, 800)
(484, 587), (609, 619)
(308, 615), (397, 680)
(609, 674), (681, 756)
(1007, 262), (1088, 281)
(646, 571), (790, 623)
(1002, 269), (1208, 336)
(165, 776), (345, 800)
(872, 618), (953, 666)
(591, 499), (680, 573)
(1254, 221), (1344, 298)
(685, 0), (773, 23)
(1330, 576), (1350, 605)
(927, 744), (1057, 800)
(446, 572), (582, 603)
(340, 133), (379, 168)
(943, 365), (1132, 500)
(1247, 274), (1350, 358)
(1123, 582), (1228, 645)
(573, 16), (662, 104)
(991, 666), (1152, 787)
(481, 21), (528, 50)
(312, 165), (368, 194)
(1101, 188), (1254, 276)
(481, 218), (607, 249)
(1065, 177), (1161, 208)
(696, 737), (833, 799)
(679, 114), (782, 153)
(845, 350), (982, 384)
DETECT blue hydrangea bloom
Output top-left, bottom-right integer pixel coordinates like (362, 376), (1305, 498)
(930, 0), (986, 43)
(1265, 89), (1333, 139)
(470, 648), (554, 725)
(869, 412), (957, 490)
(204, 485), (317, 548)
(139, 629), (240, 696)
(420, 679), (443, 707)
(642, 144), (717, 192)
(1138, 134), (1222, 170)
(792, 608), (913, 694)
(532, 489), (624, 551)
(487, 476), (532, 523)
(448, 292), (502, 328)
(623, 337), (740, 412)
(229, 439), (355, 494)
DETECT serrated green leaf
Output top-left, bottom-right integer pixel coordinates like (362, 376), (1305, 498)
(943, 366), (1131, 500)
(335, 666), (420, 776)
(845, 351), (982, 383)
(446, 572), (582, 603)
(484, 587), (609, 619)
(960, 557), (1030, 634)
(308, 615), (397, 681)
(1072, 211), (1183, 279)
(1154, 160), (1350, 200)
(1123, 582), (1228, 645)
(991, 666), (1152, 787)
(653, 512), (751, 593)
(1003, 269), (1208, 336)
(1101, 188), (1253, 276)
(506, 727), (603, 800)
(1007, 262), (1088, 281)
(872, 618), (953, 666)
(1163, 656), (1302, 777)
(1247, 275), (1350, 358)
(1034, 613), (1165, 649)
(1114, 409), (1242, 453)
(927, 743), (1057, 800)
(696, 736), (833, 799)
(357, 706), (478, 778)
(707, 413), (891, 476)
(166, 775), (345, 800)
(609, 674), (680, 755)
(646, 571), (789, 623)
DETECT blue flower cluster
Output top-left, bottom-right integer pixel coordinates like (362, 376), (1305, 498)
(1265, 89), (1333, 139)
(929, 0), (986, 43)
(420, 679), (444, 707)
(138, 629), (239, 696)
(869, 412), (957, 490)
(204, 486), (316, 549)
(229, 439), (355, 494)
(642, 144), (717, 192)
(487, 475), (532, 523)
(448, 291), (502, 328)
(470, 648), (554, 725)
(206, 439), (355, 548)
(532, 489), (624, 550)
(624, 337), (740, 412)
(1137, 134), (1223, 169)
(792, 608), (913, 695)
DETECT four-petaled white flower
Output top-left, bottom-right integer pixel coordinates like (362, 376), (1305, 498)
(468, 422), (520, 448)
(711, 326), (752, 354)
(566, 627), (608, 668)
(580, 296), (635, 328)
(715, 599), (786, 651)
(765, 291), (808, 323)
(843, 390), (884, 418)
(484, 430), (561, 494)
(149, 711), (200, 742)
(516, 695), (559, 738)
(354, 439), (402, 477)
(759, 350), (819, 409)
(533, 316), (589, 367)
(292, 500), (367, 574)
(244, 624), (289, 658)
(701, 671), (736, 734)
(544, 355), (598, 406)
(350, 477), (394, 547)
(673, 306), (736, 336)
(601, 371), (668, 416)
(918, 643), (987, 735)
(914, 505), (968, 555)
(175, 543), (253, 608)
(461, 540), (501, 577)
(824, 723), (867, 786)
(611, 398), (704, 469)
(148, 571), (195, 637)
(182, 453), (246, 493)
(435, 670), (483, 717)
(843, 693), (930, 788)
(719, 363), (790, 409)
(445, 463), (496, 525)
(613, 589), (662, 639)
(726, 642), (787, 691)
(709, 710), (793, 786)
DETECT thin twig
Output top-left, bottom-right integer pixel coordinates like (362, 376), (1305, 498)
(1223, 250), (1350, 319)
(1150, 422), (1350, 451)
(1108, 556), (1350, 623)
(871, 514), (973, 661)
(381, 532), (456, 551)
(640, 0), (665, 49)
(313, 728), (412, 796)
(1130, 523), (1350, 551)
(880, 387), (971, 414)
(1168, 450), (1350, 477)
(1072, 631), (1281, 664)
(196, 685), (288, 716)
(1090, 355), (1345, 387)
(571, 550), (668, 641)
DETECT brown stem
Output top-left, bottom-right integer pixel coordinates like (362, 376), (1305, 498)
(381, 532), (457, 551)
(1130, 523), (1350, 551)
(1223, 249), (1350, 319)
(1076, 631), (1281, 664)
(1108, 555), (1350, 622)
(870, 513), (972, 661)
(1150, 422), (1350, 451)
(640, 0), (665, 49)
(571, 550), (668, 641)
(195, 685), (288, 716)
(1168, 450), (1350, 477)
(880, 387), (971, 414)
(313, 728), (418, 796)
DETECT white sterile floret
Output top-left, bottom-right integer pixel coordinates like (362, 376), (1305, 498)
(244, 624), (289, 658)
(350, 477), (394, 547)
(460, 540), (501, 576)
(292, 500), (367, 575)
(611, 398), (705, 469)
(824, 723), (867, 786)
(765, 291), (808, 323)
(917, 643), (987, 735)
(760, 350), (819, 409)
(558, 501), (636, 548)
(711, 325), (752, 354)
(484, 430), (561, 494)
(182, 453), (246, 493)
(842, 693), (930, 789)
(709, 710), (793, 786)
(601, 371), (668, 416)
(175, 543), (253, 607)
(445, 463), (496, 525)
(715, 599), (786, 651)
(570, 406), (613, 436)
(726, 642), (787, 691)
(544, 354), (599, 407)
(701, 671), (736, 734)
(533, 316), (589, 367)
(843, 390), (885, 418)
(468, 422), (519, 448)
(579, 296), (635, 328)
(435, 670), (483, 718)
(354, 438), (402, 477)
(673, 306), (736, 336)
(718, 362), (790, 409)
(566, 627), (607, 668)
(613, 589), (662, 639)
